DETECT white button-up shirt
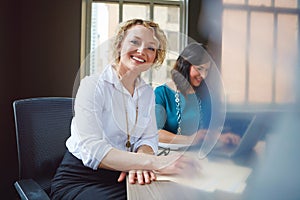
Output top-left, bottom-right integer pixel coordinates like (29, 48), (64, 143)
(66, 65), (158, 170)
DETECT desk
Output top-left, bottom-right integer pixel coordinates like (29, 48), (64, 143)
(127, 141), (265, 200)
(127, 179), (243, 200)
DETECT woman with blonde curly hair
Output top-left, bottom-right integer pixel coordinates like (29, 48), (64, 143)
(50, 19), (201, 200)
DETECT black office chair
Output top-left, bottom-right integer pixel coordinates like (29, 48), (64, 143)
(13, 97), (73, 200)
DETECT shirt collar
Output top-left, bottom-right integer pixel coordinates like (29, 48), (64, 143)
(102, 65), (148, 91)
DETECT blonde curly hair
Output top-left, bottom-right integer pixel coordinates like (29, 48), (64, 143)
(112, 19), (167, 68)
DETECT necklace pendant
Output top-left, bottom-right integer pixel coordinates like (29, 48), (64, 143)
(126, 140), (131, 148)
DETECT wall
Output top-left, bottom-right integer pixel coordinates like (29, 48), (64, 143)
(0, 0), (81, 198)
(1, 1), (21, 198)
(0, 0), (213, 198)
(189, 0), (222, 68)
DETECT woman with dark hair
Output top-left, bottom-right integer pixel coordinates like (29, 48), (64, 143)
(155, 43), (240, 146)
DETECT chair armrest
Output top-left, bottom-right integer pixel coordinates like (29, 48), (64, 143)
(14, 179), (50, 200)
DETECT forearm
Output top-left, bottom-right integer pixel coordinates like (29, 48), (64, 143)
(158, 129), (207, 145)
(158, 129), (191, 144)
(100, 147), (202, 177)
(99, 148), (158, 171)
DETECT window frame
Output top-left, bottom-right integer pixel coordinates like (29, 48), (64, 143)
(222, 1), (300, 111)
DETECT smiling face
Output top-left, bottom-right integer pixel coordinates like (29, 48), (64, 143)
(118, 25), (159, 75)
(189, 62), (210, 87)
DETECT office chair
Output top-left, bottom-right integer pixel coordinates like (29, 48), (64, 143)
(13, 97), (73, 200)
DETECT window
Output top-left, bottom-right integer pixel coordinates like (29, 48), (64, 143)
(222, 0), (299, 109)
(81, 0), (187, 86)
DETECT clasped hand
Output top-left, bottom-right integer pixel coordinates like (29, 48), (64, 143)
(117, 153), (202, 185)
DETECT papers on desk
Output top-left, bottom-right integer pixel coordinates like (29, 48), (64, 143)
(156, 158), (252, 194)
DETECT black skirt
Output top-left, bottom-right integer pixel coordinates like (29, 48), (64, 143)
(50, 150), (127, 200)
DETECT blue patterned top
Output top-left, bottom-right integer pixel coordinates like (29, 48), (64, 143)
(155, 84), (211, 135)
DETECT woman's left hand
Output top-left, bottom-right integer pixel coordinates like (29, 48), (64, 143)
(219, 132), (241, 145)
(118, 170), (156, 184)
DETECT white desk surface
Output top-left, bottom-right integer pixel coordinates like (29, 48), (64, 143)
(127, 141), (265, 200)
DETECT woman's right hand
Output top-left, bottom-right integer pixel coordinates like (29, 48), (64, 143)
(189, 129), (207, 145)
